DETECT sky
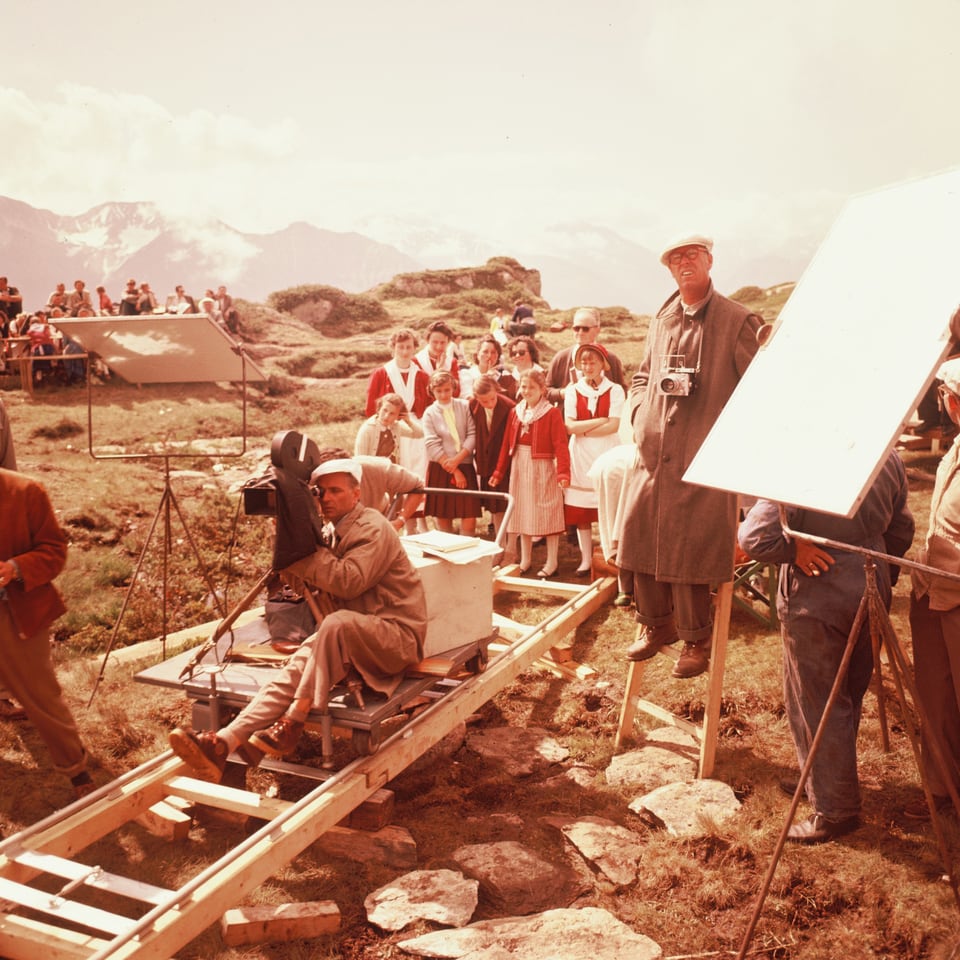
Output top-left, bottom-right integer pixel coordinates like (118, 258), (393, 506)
(2, 0), (959, 271)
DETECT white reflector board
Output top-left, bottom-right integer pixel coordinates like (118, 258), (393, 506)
(684, 169), (960, 517)
(54, 314), (266, 383)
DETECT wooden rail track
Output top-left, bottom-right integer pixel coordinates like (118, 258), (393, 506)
(0, 573), (614, 960)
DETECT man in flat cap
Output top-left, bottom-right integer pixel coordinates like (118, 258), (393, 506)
(618, 235), (764, 678)
(169, 456), (427, 779)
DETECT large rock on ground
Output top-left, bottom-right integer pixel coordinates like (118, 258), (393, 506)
(558, 816), (645, 887)
(465, 727), (569, 778)
(451, 840), (588, 915)
(397, 906), (662, 959)
(605, 727), (698, 790)
(629, 779), (741, 837)
(365, 869), (478, 931)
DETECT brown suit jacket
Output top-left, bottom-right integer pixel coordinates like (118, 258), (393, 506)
(0, 469), (67, 638)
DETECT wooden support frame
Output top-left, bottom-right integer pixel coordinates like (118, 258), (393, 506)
(0, 573), (614, 960)
(614, 579), (733, 779)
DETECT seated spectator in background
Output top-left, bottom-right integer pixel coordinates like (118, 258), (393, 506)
(422, 370), (480, 535)
(165, 284), (197, 315)
(66, 280), (92, 317)
(27, 313), (56, 384)
(460, 334), (516, 398)
(316, 445), (424, 532)
(489, 368), (570, 578)
(414, 320), (460, 394)
(46, 283), (68, 314)
(137, 282), (158, 314)
(95, 285), (115, 315)
(216, 285), (239, 332)
(563, 343), (625, 577)
(546, 307), (627, 404)
(198, 292), (224, 326)
(508, 299), (536, 337)
(0, 277), (22, 325)
(506, 335), (542, 395)
(470, 374), (516, 546)
(119, 279), (140, 315)
(354, 393), (423, 464)
(489, 307), (509, 345)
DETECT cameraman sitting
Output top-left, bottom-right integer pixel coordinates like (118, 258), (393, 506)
(169, 456), (427, 780)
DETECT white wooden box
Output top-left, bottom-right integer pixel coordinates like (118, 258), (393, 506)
(403, 543), (494, 658)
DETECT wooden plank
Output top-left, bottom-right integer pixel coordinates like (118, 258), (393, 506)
(9, 850), (171, 906)
(221, 900), (340, 946)
(135, 800), (193, 841)
(0, 877), (135, 937)
(0, 912), (109, 960)
(164, 776), (291, 820)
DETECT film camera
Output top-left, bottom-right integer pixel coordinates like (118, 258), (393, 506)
(242, 430), (322, 516)
(656, 354), (697, 397)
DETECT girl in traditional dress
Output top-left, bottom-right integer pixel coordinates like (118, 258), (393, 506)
(490, 368), (570, 578)
(354, 393), (423, 463)
(563, 343), (625, 576)
(365, 329), (431, 529)
(469, 373), (516, 545)
(422, 371), (480, 534)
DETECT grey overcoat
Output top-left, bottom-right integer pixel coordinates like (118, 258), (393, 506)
(617, 286), (762, 583)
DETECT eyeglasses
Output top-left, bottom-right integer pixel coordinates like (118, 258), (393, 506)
(572, 326), (595, 332)
(511, 350), (528, 357)
(667, 248), (705, 266)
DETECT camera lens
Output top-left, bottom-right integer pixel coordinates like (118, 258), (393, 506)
(659, 377), (677, 393)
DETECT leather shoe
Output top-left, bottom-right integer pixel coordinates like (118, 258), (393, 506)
(779, 778), (801, 798)
(626, 625), (678, 662)
(250, 716), (304, 758)
(613, 592), (633, 608)
(786, 812), (859, 843)
(169, 727), (229, 783)
(672, 640), (711, 678)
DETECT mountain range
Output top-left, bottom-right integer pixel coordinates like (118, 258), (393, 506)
(0, 196), (809, 315)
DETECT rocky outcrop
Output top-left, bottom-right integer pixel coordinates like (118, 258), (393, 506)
(383, 257), (543, 301)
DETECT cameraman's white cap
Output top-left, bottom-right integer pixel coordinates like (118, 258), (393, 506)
(311, 458), (363, 484)
(937, 357), (960, 395)
(660, 234), (714, 265)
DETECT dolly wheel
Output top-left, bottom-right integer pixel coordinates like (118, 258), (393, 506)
(466, 648), (488, 674)
(352, 727), (382, 756)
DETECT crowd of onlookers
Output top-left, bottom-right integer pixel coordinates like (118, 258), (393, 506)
(359, 306), (628, 580)
(0, 276), (239, 386)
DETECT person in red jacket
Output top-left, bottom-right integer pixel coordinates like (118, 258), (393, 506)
(490, 368), (570, 578)
(0, 468), (93, 801)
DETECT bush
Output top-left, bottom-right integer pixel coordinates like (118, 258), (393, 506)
(730, 286), (765, 304)
(267, 285), (391, 337)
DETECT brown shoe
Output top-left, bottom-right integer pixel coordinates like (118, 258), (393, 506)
(672, 640), (711, 678)
(786, 812), (859, 843)
(626, 625), (678, 662)
(169, 727), (229, 782)
(249, 716), (304, 758)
